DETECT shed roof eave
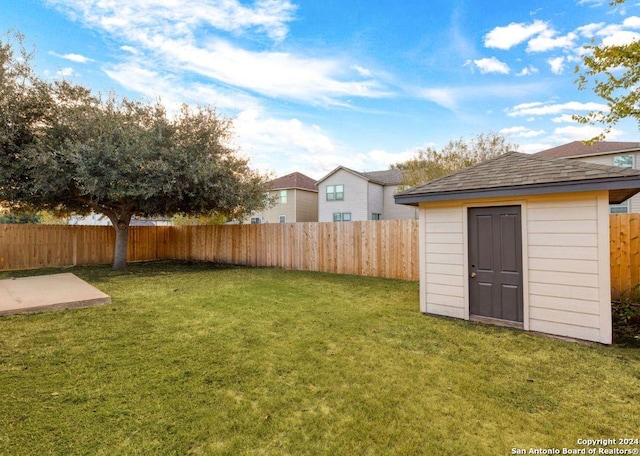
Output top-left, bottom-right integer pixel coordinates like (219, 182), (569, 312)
(394, 177), (640, 205)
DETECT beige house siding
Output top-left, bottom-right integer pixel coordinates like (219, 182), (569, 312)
(248, 188), (317, 223)
(367, 182), (384, 219)
(384, 185), (418, 220)
(419, 191), (612, 344)
(250, 189), (295, 223)
(295, 189), (319, 222)
(318, 169), (369, 221)
(422, 205), (466, 318)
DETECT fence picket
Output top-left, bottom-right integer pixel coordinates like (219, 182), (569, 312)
(3, 216), (640, 296)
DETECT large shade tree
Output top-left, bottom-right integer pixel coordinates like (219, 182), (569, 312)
(392, 132), (519, 189)
(0, 34), (270, 269)
(574, 0), (640, 141)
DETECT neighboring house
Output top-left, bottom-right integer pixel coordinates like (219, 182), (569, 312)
(317, 166), (417, 222)
(395, 151), (640, 344)
(68, 213), (172, 226)
(536, 141), (640, 213)
(248, 172), (318, 224)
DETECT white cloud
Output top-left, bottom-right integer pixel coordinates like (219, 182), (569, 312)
(499, 126), (545, 138)
(484, 20), (548, 50)
(602, 30), (640, 46)
(623, 16), (640, 28)
(473, 57), (510, 74)
(233, 108), (344, 176)
(576, 22), (606, 38)
(56, 67), (77, 77)
(49, 51), (94, 63)
(366, 148), (416, 169)
(551, 124), (623, 142)
(120, 45), (138, 54)
(518, 142), (555, 154)
(48, 0), (297, 42)
(416, 88), (459, 110)
(104, 61), (259, 112)
(352, 65), (372, 77)
(594, 17), (640, 46)
(507, 101), (609, 117)
(527, 30), (576, 52)
(577, 0), (607, 6)
(416, 82), (549, 111)
(548, 56), (565, 74)
(46, 0), (389, 106)
(551, 114), (579, 123)
(516, 66), (539, 77)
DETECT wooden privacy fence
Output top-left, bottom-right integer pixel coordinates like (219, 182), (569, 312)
(0, 220), (420, 281)
(2, 215), (640, 295)
(0, 224), (173, 272)
(610, 213), (640, 300)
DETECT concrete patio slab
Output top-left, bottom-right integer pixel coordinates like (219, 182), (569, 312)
(0, 273), (111, 316)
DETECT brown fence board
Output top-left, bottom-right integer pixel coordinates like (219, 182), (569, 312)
(4, 215), (640, 296)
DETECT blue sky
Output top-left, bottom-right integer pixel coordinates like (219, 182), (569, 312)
(3, 0), (640, 179)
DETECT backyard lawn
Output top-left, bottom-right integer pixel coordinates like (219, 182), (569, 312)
(0, 262), (638, 455)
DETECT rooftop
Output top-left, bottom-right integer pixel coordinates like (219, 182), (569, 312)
(535, 141), (640, 159)
(395, 152), (640, 205)
(270, 172), (318, 192)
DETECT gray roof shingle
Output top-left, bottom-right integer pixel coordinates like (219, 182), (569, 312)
(361, 168), (404, 185)
(535, 141), (640, 159)
(395, 151), (640, 205)
(317, 166), (404, 186)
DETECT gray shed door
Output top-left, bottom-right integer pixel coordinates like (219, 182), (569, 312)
(468, 206), (523, 323)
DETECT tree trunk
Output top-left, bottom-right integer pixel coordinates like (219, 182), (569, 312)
(112, 219), (130, 270)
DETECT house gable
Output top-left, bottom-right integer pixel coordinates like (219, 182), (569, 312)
(247, 172), (318, 223)
(316, 166), (414, 221)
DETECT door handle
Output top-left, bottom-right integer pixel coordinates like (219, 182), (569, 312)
(470, 272), (477, 278)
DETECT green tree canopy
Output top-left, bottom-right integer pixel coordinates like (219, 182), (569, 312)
(392, 132), (519, 189)
(574, 0), (640, 141)
(0, 33), (270, 269)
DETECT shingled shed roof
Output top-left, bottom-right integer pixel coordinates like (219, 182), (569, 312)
(395, 151), (640, 206)
(270, 172), (318, 192)
(535, 141), (640, 159)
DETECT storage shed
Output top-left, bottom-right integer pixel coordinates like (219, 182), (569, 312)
(394, 152), (640, 344)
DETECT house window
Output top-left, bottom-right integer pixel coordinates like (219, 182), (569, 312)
(611, 154), (634, 213)
(326, 184), (344, 201)
(614, 155), (634, 168)
(611, 201), (629, 214)
(280, 190), (288, 204)
(279, 215), (286, 223)
(371, 213), (381, 220)
(333, 212), (351, 222)
(250, 217), (262, 224)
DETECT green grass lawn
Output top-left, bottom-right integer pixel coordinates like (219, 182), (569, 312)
(1, 262), (639, 455)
